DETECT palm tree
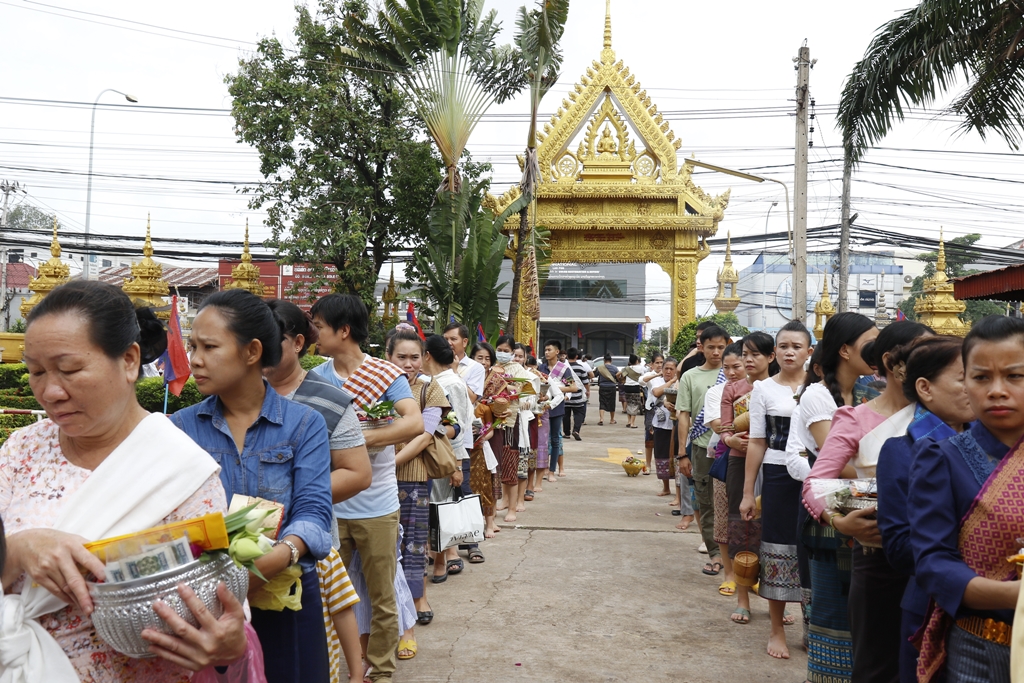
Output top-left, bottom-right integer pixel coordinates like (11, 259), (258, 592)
(500, 0), (570, 341)
(838, 0), (1024, 163)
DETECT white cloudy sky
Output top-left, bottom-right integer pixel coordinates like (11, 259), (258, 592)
(1, 0), (1021, 328)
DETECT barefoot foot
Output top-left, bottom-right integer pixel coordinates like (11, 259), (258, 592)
(504, 512), (517, 523)
(767, 632), (790, 659)
(668, 498), (680, 506)
(657, 491), (671, 497)
(675, 515), (694, 530)
(516, 503), (526, 513)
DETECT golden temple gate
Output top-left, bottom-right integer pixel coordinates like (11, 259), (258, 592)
(487, 2), (730, 341)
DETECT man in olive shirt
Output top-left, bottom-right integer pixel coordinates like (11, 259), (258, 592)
(676, 325), (729, 572)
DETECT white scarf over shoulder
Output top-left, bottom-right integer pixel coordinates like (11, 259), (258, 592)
(0, 413), (219, 683)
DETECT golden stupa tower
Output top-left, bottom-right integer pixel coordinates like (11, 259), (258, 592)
(812, 274), (836, 341)
(381, 265), (400, 324)
(914, 229), (967, 337)
(223, 220), (266, 297)
(20, 218), (71, 319)
(712, 232), (740, 313)
(122, 215), (170, 318)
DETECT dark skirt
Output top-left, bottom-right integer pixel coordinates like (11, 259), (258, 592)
(758, 463), (803, 602)
(251, 569), (330, 683)
(946, 625), (1010, 683)
(727, 455), (761, 558)
(653, 427), (673, 480)
(802, 509), (855, 683)
(644, 408), (656, 446)
(599, 386), (617, 412)
(849, 544), (908, 683)
(397, 480), (429, 600)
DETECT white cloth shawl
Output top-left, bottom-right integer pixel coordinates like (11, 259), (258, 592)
(852, 403), (915, 478)
(0, 413), (219, 683)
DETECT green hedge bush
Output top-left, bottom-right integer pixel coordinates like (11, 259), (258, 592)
(670, 313), (750, 360)
(0, 363), (27, 390)
(0, 395), (42, 410)
(300, 354), (328, 371)
(135, 377), (206, 414)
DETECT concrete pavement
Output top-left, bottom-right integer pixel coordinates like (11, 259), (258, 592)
(394, 418), (808, 682)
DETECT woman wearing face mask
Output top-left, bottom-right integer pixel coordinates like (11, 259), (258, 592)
(803, 320), (932, 682)
(909, 316), (1024, 683)
(493, 337), (531, 522)
(740, 321), (813, 660)
(171, 289), (334, 683)
(720, 332), (777, 625)
(875, 336), (974, 683)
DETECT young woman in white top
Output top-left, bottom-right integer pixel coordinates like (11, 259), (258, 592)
(740, 320), (812, 661)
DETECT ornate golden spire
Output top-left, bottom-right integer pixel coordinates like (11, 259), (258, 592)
(713, 232), (740, 313)
(20, 217), (71, 319)
(603, 0), (612, 50)
(122, 214), (170, 318)
(812, 274), (837, 341)
(223, 219), (266, 297)
(381, 264), (400, 323)
(914, 227), (968, 337)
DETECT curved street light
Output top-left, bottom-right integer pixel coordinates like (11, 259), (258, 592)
(84, 89), (137, 279)
(762, 201), (779, 330)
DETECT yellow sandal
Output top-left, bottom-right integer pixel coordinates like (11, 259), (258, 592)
(397, 639), (417, 660)
(718, 580), (736, 596)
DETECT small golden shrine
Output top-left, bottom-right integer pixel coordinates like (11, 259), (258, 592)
(20, 218), (71, 319)
(812, 274), (836, 341)
(486, 0), (729, 339)
(381, 265), (400, 324)
(713, 232), (740, 313)
(914, 229), (968, 337)
(223, 220), (266, 297)
(122, 215), (170, 318)
(875, 289), (891, 328)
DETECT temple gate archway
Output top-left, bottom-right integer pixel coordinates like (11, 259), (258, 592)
(486, 2), (731, 341)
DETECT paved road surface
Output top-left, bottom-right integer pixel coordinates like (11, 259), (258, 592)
(392, 419), (808, 682)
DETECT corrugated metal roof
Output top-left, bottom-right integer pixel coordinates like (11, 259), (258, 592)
(98, 265), (218, 289)
(954, 264), (1024, 301)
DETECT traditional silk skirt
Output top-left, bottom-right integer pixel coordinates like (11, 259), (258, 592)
(652, 427), (673, 480)
(727, 455), (761, 559)
(644, 408), (656, 447)
(500, 421), (522, 486)
(468, 448), (495, 517)
(624, 386), (645, 416)
(803, 514), (854, 683)
(599, 386), (617, 412)
(758, 463), (803, 602)
(713, 478), (729, 546)
(535, 412), (551, 470)
(396, 480), (429, 600)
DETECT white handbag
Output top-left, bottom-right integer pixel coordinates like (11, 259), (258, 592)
(429, 490), (486, 552)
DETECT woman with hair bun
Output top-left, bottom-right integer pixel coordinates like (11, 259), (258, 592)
(803, 320), (931, 682)
(0, 280), (249, 682)
(875, 336), (973, 683)
(172, 289), (335, 683)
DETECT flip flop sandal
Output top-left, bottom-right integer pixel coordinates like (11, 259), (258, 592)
(671, 509), (682, 516)
(416, 610), (434, 625)
(731, 607), (751, 624)
(430, 570), (448, 584)
(702, 561), (724, 576)
(523, 491), (535, 501)
(597, 421), (604, 426)
(719, 580), (737, 596)
(446, 559), (464, 574)
(783, 611), (796, 626)
(397, 639), (417, 660)
(467, 548), (485, 563)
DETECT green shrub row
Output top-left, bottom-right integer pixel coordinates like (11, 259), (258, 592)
(300, 354), (328, 371)
(135, 377), (206, 414)
(0, 364), (27, 390)
(0, 395), (42, 410)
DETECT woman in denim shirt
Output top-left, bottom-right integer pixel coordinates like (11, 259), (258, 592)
(172, 289), (333, 683)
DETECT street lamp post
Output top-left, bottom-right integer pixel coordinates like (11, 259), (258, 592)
(85, 89), (137, 279)
(762, 201), (779, 330)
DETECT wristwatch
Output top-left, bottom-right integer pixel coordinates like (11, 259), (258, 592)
(274, 539), (300, 567)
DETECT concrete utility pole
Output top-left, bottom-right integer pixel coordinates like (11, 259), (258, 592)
(792, 43), (812, 323)
(837, 156), (852, 312)
(0, 180), (23, 331)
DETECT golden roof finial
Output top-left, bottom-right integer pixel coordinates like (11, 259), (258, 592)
(224, 219), (265, 297)
(49, 216), (61, 258)
(915, 225), (967, 336)
(143, 214), (154, 258)
(935, 226), (947, 276)
(725, 231), (733, 261)
(813, 273), (837, 341)
(603, 0), (612, 50)
(241, 218), (254, 264)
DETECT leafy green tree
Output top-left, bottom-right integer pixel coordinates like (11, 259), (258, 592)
(5, 205), (57, 233)
(410, 179), (507, 337)
(897, 233), (1006, 324)
(670, 313), (749, 360)
(500, 0), (569, 339)
(838, 0), (1024, 162)
(635, 326), (669, 362)
(225, 0), (442, 303)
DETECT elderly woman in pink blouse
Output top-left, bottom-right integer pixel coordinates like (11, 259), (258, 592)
(0, 281), (246, 683)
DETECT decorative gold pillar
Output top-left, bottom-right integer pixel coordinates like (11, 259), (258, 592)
(812, 275), (836, 341)
(914, 228), (967, 336)
(20, 218), (71, 319)
(122, 215), (170, 318)
(223, 220), (266, 297)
